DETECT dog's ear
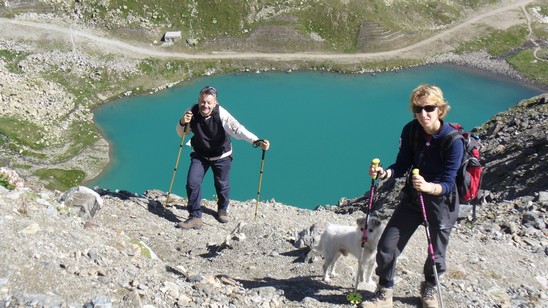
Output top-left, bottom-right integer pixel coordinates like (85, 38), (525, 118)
(356, 217), (366, 231)
(369, 218), (380, 227)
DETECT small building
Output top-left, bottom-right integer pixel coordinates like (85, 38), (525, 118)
(162, 31), (182, 43)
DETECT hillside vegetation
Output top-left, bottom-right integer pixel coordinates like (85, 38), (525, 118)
(8, 0), (499, 52)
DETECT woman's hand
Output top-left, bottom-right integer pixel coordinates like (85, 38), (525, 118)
(369, 164), (386, 179)
(412, 173), (427, 191)
(412, 173), (437, 194)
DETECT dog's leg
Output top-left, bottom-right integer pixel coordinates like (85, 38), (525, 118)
(322, 255), (335, 282)
(322, 251), (342, 282)
(329, 252), (342, 279)
(362, 254), (377, 286)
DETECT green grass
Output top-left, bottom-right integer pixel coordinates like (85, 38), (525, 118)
(190, 1), (249, 38)
(455, 25), (529, 56)
(12, 164), (33, 170)
(52, 121), (102, 163)
(34, 168), (86, 191)
(531, 6), (548, 45)
(138, 58), (192, 76)
(0, 49), (28, 74)
(44, 0), (497, 52)
(46, 68), (126, 105)
(0, 117), (46, 150)
(131, 240), (153, 259)
(298, 1), (365, 52)
(0, 173), (15, 190)
(0, 118), (48, 158)
(0, 116), (103, 164)
(507, 49), (548, 85)
(59, 0), (252, 39)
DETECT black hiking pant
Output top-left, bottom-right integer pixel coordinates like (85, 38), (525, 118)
(375, 186), (459, 287)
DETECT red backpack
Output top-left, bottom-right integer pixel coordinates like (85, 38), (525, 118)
(441, 123), (484, 203)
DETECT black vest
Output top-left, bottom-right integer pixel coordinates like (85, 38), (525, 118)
(190, 104), (232, 158)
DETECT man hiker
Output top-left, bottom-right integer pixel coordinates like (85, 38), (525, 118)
(176, 86), (270, 230)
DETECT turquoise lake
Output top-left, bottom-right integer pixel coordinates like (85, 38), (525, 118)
(88, 65), (541, 210)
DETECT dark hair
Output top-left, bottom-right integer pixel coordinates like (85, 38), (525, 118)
(200, 86), (218, 97)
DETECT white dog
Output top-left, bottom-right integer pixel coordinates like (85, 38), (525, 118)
(314, 217), (384, 286)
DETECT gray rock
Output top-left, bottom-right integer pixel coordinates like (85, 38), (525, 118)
(60, 186), (103, 220)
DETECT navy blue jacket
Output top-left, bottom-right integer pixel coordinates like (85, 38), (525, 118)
(388, 120), (463, 196)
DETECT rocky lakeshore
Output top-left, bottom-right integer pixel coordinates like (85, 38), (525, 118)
(0, 94), (546, 307)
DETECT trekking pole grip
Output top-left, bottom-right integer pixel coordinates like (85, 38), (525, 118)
(412, 168), (420, 189)
(371, 158), (380, 180)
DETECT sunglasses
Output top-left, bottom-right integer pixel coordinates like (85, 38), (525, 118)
(200, 86), (218, 96)
(413, 105), (438, 113)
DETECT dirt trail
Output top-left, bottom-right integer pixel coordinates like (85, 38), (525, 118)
(0, 0), (534, 62)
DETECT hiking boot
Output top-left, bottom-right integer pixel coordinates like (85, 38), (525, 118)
(177, 217), (202, 230)
(420, 282), (439, 308)
(217, 209), (229, 223)
(360, 287), (393, 308)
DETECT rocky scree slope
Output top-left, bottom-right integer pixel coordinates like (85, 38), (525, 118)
(0, 94), (547, 307)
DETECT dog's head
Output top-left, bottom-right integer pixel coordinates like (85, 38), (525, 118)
(356, 217), (381, 230)
(356, 217), (384, 240)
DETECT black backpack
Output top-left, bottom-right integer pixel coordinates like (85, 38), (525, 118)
(410, 120), (484, 204)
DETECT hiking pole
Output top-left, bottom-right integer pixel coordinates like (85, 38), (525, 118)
(253, 141), (266, 221)
(347, 158), (380, 304)
(165, 124), (191, 206)
(412, 169), (445, 308)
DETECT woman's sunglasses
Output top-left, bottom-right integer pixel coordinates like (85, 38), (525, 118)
(413, 105), (438, 113)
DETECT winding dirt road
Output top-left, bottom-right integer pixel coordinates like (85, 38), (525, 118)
(0, 0), (535, 62)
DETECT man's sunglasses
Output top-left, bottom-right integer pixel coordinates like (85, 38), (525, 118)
(413, 105), (438, 113)
(200, 86), (218, 96)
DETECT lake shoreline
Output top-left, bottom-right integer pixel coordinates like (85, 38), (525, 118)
(88, 51), (546, 191)
(87, 60), (542, 208)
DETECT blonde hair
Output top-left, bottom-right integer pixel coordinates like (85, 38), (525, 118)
(409, 84), (450, 119)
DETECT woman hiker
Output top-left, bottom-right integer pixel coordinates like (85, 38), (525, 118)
(363, 84), (463, 308)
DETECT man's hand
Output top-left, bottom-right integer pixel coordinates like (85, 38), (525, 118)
(180, 111), (193, 125)
(253, 139), (270, 151)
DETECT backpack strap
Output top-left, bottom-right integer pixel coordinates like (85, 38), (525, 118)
(440, 128), (464, 161)
(409, 119), (422, 164)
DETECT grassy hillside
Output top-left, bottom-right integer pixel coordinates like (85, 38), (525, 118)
(1, 0), (504, 52)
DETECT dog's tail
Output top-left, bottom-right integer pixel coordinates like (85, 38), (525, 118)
(312, 228), (329, 256)
(312, 238), (322, 254)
